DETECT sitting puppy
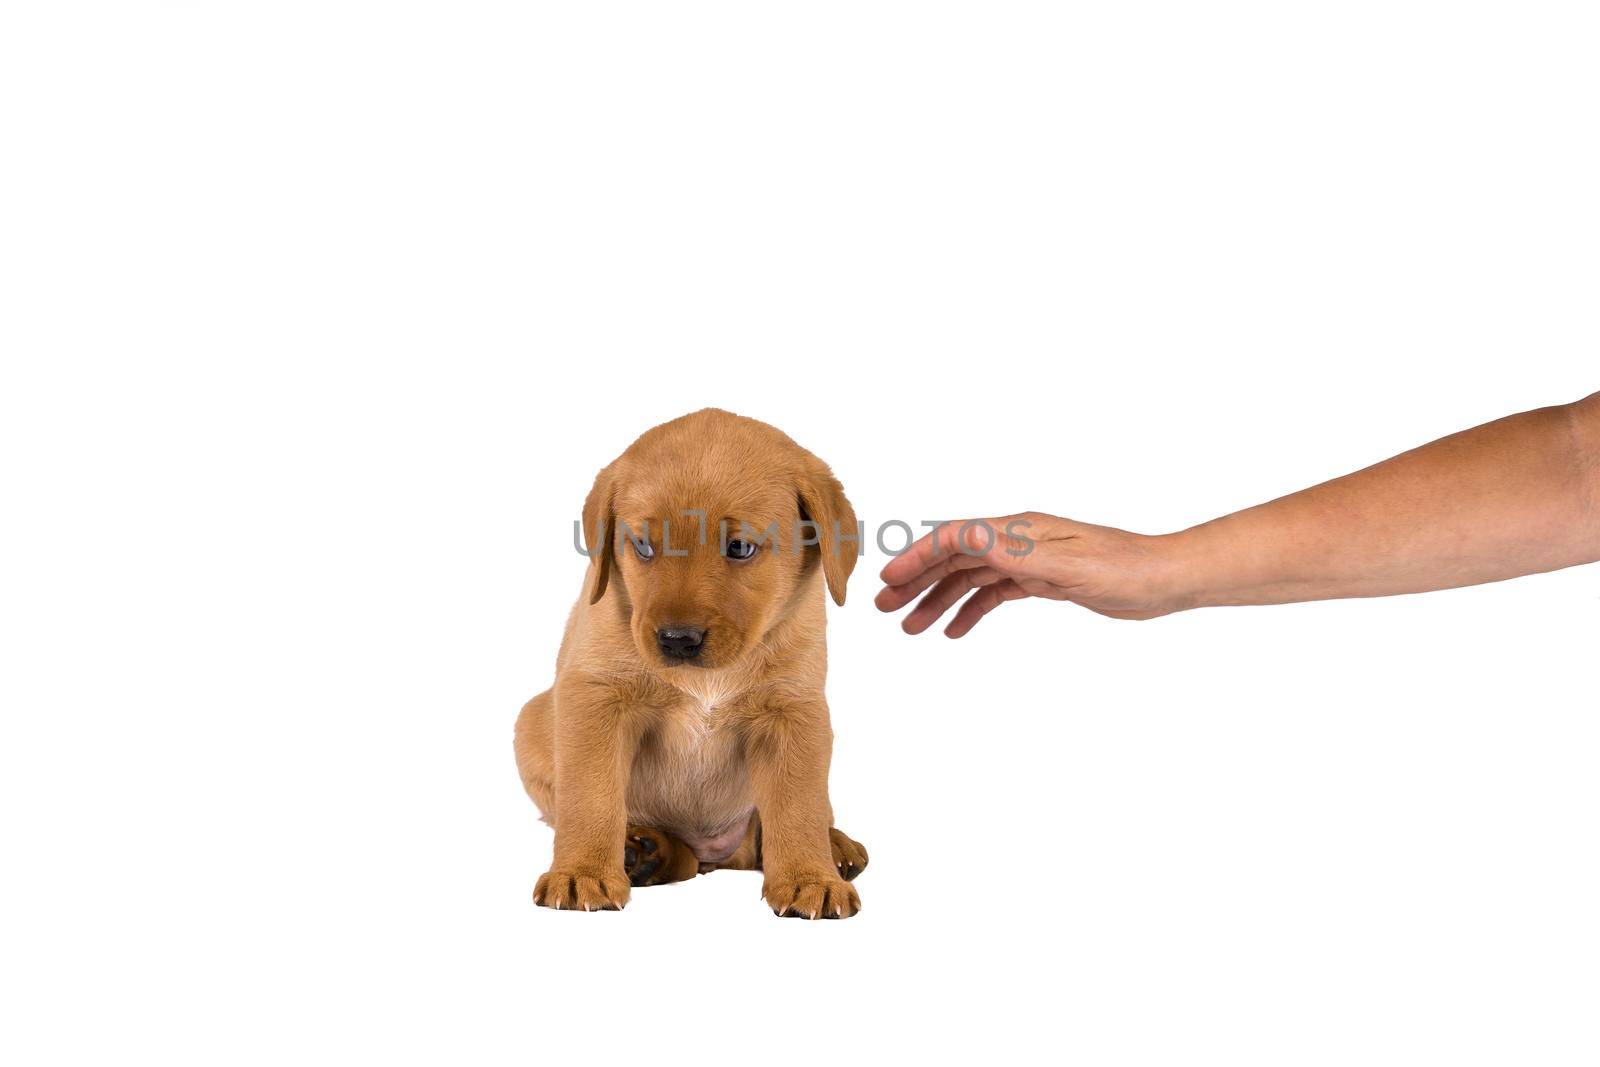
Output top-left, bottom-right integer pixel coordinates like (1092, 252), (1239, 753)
(515, 408), (868, 919)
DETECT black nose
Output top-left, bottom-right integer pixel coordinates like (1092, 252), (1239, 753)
(656, 626), (705, 659)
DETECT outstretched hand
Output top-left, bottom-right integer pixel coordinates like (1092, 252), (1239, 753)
(873, 513), (1186, 636)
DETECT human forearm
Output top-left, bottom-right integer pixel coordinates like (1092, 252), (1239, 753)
(1164, 394), (1600, 609)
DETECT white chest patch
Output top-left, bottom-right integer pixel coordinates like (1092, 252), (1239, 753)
(665, 673), (738, 749)
(679, 673), (736, 715)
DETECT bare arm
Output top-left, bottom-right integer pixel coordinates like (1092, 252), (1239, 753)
(1176, 392), (1600, 607)
(876, 393), (1600, 635)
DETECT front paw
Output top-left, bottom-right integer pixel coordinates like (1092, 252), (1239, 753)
(533, 866), (630, 911)
(763, 871), (860, 919)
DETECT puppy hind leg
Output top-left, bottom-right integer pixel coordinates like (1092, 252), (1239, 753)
(829, 827), (868, 882)
(715, 814), (866, 882)
(624, 826), (700, 887)
(514, 690), (557, 820)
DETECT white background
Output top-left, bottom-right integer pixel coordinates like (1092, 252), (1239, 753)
(3, 3), (1597, 1064)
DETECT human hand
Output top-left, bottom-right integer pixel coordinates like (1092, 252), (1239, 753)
(873, 513), (1190, 636)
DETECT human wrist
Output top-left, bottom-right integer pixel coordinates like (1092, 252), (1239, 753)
(1147, 523), (1244, 613)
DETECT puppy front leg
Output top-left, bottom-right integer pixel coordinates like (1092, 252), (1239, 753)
(533, 684), (640, 912)
(747, 704), (860, 919)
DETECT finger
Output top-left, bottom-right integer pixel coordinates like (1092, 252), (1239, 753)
(875, 550), (993, 613)
(944, 578), (1026, 638)
(877, 519), (1000, 587)
(902, 566), (1006, 634)
(901, 571), (976, 634)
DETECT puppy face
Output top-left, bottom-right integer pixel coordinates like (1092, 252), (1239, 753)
(581, 410), (856, 674)
(613, 481), (800, 671)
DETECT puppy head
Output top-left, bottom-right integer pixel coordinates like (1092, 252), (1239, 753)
(582, 409), (856, 672)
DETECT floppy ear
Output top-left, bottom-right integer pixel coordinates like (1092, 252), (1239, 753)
(582, 464), (616, 604)
(796, 455), (858, 607)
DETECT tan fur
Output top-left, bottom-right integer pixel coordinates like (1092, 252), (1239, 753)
(514, 409), (866, 918)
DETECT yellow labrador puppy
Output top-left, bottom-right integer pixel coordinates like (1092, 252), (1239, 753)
(515, 409), (867, 918)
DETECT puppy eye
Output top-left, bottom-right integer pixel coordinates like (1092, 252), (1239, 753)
(630, 538), (654, 561)
(724, 538), (757, 561)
